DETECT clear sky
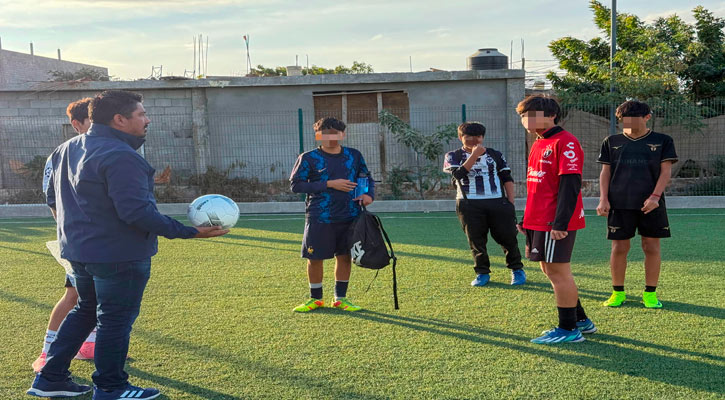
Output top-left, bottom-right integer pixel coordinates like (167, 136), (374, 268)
(0, 0), (722, 81)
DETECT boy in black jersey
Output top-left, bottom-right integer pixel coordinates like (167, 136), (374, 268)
(443, 122), (525, 287)
(596, 100), (678, 308)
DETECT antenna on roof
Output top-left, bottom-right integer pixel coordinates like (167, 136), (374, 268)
(243, 34), (251, 75)
(521, 38), (525, 70)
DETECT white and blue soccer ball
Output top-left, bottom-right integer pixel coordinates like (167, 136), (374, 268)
(187, 194), (240, 229)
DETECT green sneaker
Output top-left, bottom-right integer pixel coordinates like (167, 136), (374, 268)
(602, 290), (626, 307)
(642, 291), (663, 308)
(293, 298), (324, 313)
(332, 297), (362, 312)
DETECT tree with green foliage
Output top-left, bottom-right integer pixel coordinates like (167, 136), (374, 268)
(250, 61), (374, 77)
(549, 1), (724, 101)
(378, 110), (457, 199)
(48, 67), (109, 82)
(547, 1), (724, 131)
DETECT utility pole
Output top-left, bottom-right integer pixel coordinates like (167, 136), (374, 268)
(609, 0), (618, 135)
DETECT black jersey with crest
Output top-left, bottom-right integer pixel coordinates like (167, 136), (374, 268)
(597, 131), (678, 209)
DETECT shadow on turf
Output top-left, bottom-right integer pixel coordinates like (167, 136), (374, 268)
(204, 237), (298, 254)
(3, 285), (724, 396)
(1, 290), (387, 399)
(347, 310), (725, 395)
(125, 365), (237, 400)
(0, 244), (56, 259)
(0, 225), (54, 243)
(493, 281), (725, 320)
(130, 327), (390, 400)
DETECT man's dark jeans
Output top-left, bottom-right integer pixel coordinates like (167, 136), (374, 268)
(40, 258), (151, 390)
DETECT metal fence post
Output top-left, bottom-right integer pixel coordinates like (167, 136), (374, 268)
(297, 108), (305, 201)
(298, 108), (304, 154)
(461, 104), (467, 123)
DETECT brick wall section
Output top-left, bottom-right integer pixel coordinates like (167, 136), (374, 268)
(0, 49), (108, 87)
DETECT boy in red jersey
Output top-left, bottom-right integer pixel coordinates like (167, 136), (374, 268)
(516, 95), (596, 344)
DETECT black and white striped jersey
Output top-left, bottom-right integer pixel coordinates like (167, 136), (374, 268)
(443, 147), (513, 200)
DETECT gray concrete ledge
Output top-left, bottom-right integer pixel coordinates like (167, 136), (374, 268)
(2, 197), (724, 219)
(0, 70), (526, 92)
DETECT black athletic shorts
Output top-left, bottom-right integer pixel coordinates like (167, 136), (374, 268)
(301, 221), (353, 260)
(525, 229), (577, 263)
(607, 207), (671, 240)
(64, 274), (73, 288)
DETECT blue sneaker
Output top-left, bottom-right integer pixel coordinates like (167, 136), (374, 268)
(576, 318), (597, 334)
(531, 327), (585, 344)
(511, 269), (526, 285)
(93, 384), (160, 400)
(27, 374), (92, 397)
(471, 274), (490, 287)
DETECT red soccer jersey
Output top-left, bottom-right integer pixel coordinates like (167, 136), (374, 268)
(523, 127), (585, 232)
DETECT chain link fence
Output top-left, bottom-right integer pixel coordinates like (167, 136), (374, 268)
(1, 98), (723, 204)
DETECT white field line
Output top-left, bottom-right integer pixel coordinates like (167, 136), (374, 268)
(1, 213), (724, 224)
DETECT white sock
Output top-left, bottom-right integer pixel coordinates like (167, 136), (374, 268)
(85, 329), (97, 343)
(42, 330), (57, 354)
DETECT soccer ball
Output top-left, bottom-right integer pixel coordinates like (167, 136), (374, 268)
(187, 194), (240, 229)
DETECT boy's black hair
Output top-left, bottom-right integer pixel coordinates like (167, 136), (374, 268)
(616, 100), (651, 119)
(65, 98), (92, 123)
(313, 117), (346, 132)
(458, 122), (486, 138)
(516, 95), (561, 124)
(90, 90), (143, 125)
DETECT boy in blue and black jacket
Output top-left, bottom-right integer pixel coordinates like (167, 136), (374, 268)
(289, 117), (374, 312)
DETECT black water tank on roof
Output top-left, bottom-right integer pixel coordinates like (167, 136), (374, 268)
(467, 48), (508, 70)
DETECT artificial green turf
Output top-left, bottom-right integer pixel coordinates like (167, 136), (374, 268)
(1, 210), (723, 399)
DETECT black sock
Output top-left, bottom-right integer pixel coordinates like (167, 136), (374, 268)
(557, 307), (577, 331)
(575, 299), (588, 322)
(310, 285), (323, 300)
(335, 280), (349, 299)
(613, 285), (624, 292)
(645, 286), (657, 292)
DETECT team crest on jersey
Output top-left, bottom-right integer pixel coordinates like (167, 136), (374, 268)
(608, 226), (620, 233)
(485, 155), (494, 165)
(647, 143), (661, 151)
(542, 146), (553, 158)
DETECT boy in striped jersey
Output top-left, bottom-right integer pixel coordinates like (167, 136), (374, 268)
(443, 122), (526, 287)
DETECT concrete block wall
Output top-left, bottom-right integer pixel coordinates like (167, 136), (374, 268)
(0, 70), (526, 195)
(0, 49), (108, 87)
(0, 88), (195, 189)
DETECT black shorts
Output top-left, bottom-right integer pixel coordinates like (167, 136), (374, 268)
(607, 208), (671, 240)
(525, 230), (577, 263)
(301, 221), (352, 260)
(64, 274), (74, 288)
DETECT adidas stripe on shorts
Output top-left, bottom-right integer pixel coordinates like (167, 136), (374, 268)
(525, 229), (577, 263)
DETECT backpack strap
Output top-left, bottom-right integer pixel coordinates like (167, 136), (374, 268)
(375, 214), (399, 310)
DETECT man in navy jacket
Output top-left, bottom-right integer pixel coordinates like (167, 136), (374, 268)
(28, 90), (227, 400)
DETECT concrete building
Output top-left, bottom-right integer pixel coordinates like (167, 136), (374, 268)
(0, 70), (526, 201)
(0, 47), (108, 88)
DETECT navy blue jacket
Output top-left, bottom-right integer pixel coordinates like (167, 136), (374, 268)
(44, 123), (198, 263)
(290, 147), (374, 223)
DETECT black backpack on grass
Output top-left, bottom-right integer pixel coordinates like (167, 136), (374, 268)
(349, 207), (399, 309)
